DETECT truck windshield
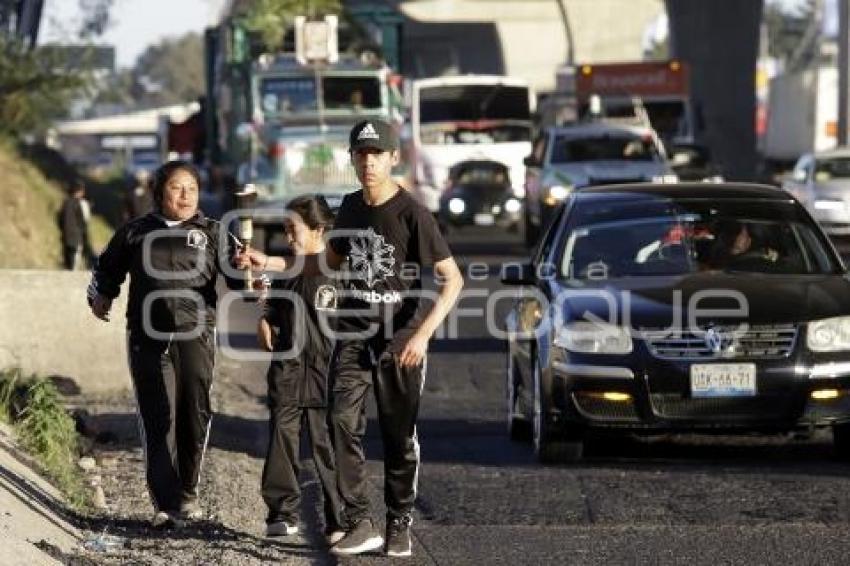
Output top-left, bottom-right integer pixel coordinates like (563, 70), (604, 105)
(419, 85), (531, 123)
(551, 134), (659, 163)
(261, 76), (382, 115)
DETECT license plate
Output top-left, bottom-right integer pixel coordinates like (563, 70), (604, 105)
(473, 213), (495, 226)
(690, 363), (756, 397)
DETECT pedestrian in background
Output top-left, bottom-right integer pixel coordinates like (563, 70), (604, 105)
(236, 119), (464, 558)
(124, 169), (154, 221)
(58, 179), (93, 270)
(257, 195), (346, 544)
(87, 160), (241, 529)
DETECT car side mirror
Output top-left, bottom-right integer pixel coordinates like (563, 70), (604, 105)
(501, 262), (536, 286)
(523, 155), (538, 167)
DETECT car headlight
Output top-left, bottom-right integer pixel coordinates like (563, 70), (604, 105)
(814, 199), (845, 211)
(808, 316), (850, 352)
(554, 322), (633, 354)
(543, 185), (571, 206)
(651, 174), (679, 183)
(504, 197), (522, 214)
(448, 198), (466, 215)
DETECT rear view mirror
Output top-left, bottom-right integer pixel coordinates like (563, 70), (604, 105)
(501, 262), (536, 286)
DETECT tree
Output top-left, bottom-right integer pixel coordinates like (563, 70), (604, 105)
(237, 0), (341, 52)
(123, 32), (205, 109)
(78, 0), (114, 39)
(0, 38), (89, 135)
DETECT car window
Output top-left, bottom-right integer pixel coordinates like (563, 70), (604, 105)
(550, 133), (659, 163)
(815, 158), (850, 180)
(559, 198), (840, 279)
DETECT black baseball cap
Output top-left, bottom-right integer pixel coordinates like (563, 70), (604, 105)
(349, 119), (399, 152)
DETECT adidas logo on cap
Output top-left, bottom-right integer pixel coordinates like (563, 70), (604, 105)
(357, 122), (380, 140)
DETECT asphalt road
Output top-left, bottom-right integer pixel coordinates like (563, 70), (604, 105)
(81, 227), (850, 565)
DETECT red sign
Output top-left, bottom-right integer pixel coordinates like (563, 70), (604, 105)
(575, 61), (690, 100)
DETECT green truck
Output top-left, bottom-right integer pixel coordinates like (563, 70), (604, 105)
(204, 22), (401, 250)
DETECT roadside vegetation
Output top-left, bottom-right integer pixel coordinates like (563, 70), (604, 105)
(0, 368), (91, 510)
(0, 138), (114, 269)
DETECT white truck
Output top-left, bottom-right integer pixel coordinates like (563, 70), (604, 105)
(763, 66), (838, 162)
(407, 75), (534, 213)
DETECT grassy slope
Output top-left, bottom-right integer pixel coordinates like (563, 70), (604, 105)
(0, 139), (112, 269)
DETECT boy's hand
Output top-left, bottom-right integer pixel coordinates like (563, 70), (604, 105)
(399, 330), (429, 368)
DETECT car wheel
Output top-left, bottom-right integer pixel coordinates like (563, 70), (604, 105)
(524, 213), (539, 249)
(833, 422), (850, 460)
(532, 362), (583, 464)
(506, 351), (531, 442)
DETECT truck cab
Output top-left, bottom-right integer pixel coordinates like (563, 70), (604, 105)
(243, 54), (399, 250)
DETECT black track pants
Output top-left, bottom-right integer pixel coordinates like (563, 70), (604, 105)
(261, 404), (344, 530)
(127, 328), (215, 513)
(331, 339), (425, 523)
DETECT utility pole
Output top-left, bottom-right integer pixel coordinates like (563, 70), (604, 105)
(839, 0), (850, 146)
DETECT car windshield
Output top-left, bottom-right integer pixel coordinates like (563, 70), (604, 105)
(560, 198), (839, 279)
(452, 164), (509, 185)
(815, 158), (850, 180)
(550, 133), (659, 163)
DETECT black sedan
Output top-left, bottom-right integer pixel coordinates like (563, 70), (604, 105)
(503, 182), (850, 463)
(438, 160), (523, 232)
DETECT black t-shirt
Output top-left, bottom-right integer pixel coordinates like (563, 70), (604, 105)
(330, 188), (451, 352)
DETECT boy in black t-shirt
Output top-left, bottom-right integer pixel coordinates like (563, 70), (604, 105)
(236, 119), (464, 558)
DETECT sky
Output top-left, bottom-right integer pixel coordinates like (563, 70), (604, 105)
(39, 0), (227, 69)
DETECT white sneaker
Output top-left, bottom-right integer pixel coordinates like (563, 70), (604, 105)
(331, 519), (384, 556)
(151, 511), (178, 529)
(326, 529), (347, 545)
(266, 521), (299, 537)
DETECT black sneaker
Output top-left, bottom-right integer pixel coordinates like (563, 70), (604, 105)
(266, 520), (299, 537)
(385, 515), (412, 558)
(330, 519), (384, 556)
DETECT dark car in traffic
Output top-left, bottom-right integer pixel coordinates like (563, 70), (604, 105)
(438, 160), (523, 232)
(503, 183), (850, 463)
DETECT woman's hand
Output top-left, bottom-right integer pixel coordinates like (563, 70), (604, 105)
(90, 294), (113, 322)
(234, 247), (268, 271)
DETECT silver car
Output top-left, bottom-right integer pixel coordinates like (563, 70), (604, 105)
(783, 149), (850, 240)
(523, 122), (675, 248)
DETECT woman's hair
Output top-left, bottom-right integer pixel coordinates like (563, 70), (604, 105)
(151, 160), (201, 208)
(285, 194), (335, 231)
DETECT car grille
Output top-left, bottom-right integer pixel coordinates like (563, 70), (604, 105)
(641, 324), (798, 360)
(650, 394), (794, 420)
(572, 392), (640, 421)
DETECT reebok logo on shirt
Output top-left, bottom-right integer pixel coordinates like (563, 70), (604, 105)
(357, 122), (379, 140)
(351, 288), (402, 304)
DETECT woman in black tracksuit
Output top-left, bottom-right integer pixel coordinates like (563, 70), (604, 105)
(258, 195), (345, 542)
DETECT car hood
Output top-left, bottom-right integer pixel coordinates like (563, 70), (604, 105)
(813, 179), (850, 200)
(555, 272), (850, 328)
(543, 161), (670, 186)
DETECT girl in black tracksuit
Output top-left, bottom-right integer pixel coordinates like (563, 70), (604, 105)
(259, 195), (345, 541)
